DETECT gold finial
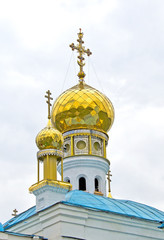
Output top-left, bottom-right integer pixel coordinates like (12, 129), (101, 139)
(12, 209), (18, 217)
(107, 170), (112, 197)
(70, 28), (92, 83)
(45, 90), (53, 119)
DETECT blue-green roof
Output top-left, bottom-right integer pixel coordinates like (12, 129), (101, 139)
(63, 190), (164, 222)
(3, 190), (164, 230)
(0, 222), (4, 232)
(3, 206), (36, 230)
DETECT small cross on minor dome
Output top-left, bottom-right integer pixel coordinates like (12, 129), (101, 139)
(45, 90), (53, 119)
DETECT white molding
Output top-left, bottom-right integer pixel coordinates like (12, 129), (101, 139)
(58, 156), (109, 173)
(7, 203), (164, 240)
(63, 129), (109, 141)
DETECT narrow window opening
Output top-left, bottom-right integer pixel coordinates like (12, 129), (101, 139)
(79, 177), (86, 191)
(95, 178), (99, 191)
(64, 178), (70, 183)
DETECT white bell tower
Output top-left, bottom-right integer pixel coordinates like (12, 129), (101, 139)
(52, 29), (114, 197)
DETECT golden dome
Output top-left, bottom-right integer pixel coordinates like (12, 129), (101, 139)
(51, 82), (114, 133)
(36, 119), (63, 150)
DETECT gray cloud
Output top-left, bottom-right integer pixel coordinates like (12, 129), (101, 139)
(0, 0), (164, 222)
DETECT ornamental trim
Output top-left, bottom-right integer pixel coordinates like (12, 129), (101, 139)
(37, 149), (63, 159)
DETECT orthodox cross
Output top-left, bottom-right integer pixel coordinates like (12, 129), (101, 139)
(45, 90), (53, 119)
(12, 209), (18, 217)
(107, 170), (112, 193)
(70, 28), (92, 83)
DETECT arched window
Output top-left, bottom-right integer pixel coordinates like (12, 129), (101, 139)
(79, 177), (86, 191)
(95, 178), (99, 191)
(64, 177), (70, 183)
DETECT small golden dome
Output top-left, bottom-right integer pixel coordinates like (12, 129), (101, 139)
(51, 83), (114, 133)
(36, 119), (63, 150)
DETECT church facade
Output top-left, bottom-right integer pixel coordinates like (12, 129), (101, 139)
(1, 30), (164, 240)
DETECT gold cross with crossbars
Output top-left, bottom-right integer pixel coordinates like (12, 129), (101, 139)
(45, 90), (53, 119)
(70, 28), (92, 83)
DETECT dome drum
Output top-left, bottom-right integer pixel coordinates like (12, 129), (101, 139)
(63, 133), (107, 159)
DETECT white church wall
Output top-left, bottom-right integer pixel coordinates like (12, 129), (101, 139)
(0, 232), (37, 240)
(34, 185), (67, 212)
(58, 155), (109, 196)
(7, 203), (164, 240)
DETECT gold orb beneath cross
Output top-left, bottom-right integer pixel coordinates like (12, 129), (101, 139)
(36, 120), (63, 150)
(51, 83), (114, 133)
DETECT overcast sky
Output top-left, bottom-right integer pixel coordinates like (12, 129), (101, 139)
(0, 0), (164, 223)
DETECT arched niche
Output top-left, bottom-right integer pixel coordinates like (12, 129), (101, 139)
(79, 177), (86, 191)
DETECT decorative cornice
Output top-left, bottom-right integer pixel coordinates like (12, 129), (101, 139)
(64, 154), (110, 162)
(58, 156), (110, 173)
(37, 149), (63, 159)
(63, 129), (109, 141)
(29, 179), (72, 193)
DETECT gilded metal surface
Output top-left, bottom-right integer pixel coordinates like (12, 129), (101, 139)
(36, 119), (63, 150)
(71, 136), (74, 156)
(89, 135), (92, 154)
(44, 155), (57, 180)
(70, 28), (92, 82)
(108, 192), (112, 198)
(51, 83), (114, 133)
(103, 139), (106, 158)
(94, 191), (103, 196)
(29, 179), (72, 193)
